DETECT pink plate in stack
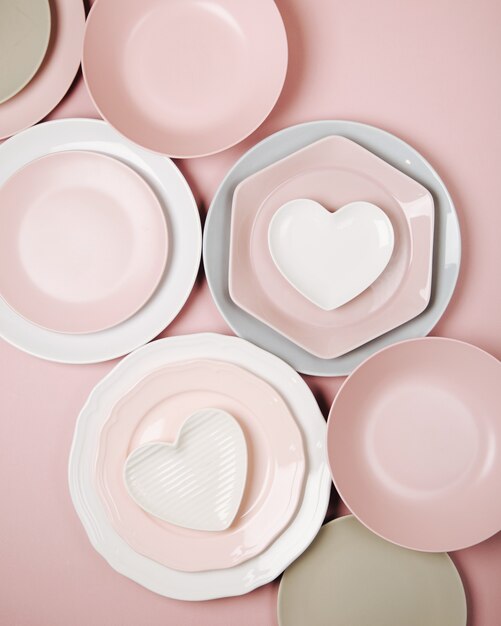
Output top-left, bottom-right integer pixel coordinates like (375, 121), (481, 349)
(0, 151), (168, 335)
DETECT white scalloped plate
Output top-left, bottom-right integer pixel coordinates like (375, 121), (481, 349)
(68, 333), (331, 600)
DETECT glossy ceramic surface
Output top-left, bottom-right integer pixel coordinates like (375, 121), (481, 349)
(268, 199), (395, 311)
(0, 119), (201, 363)
(2, 1), (500, 623)
(69, 334), (331, 600)
(0, 0), (51, 104)
(204, 120), (461, 375)
(229, 135), (434, 359)
(278, 516), (467, 626)
(83, 0), (288, 157)
(328, 338), (501, 552)
(0, 0), (84, 139)
(0, 151), (168, 334)
(124, 409), (247, 532)
(96, 359), (304, 572)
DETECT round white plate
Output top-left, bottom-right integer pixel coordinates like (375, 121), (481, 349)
(68, 333), (331, 600)
(0, 119), (201, 363)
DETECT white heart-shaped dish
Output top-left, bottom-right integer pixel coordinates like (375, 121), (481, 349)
(124, 408), (247, 532)
(268, 199), (395, 310)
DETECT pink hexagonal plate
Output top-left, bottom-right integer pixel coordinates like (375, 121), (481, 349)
(229, 136), (434, 359)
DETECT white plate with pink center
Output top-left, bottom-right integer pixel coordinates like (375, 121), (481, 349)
(69, 333), (330, 600)
(0, 119), (201, 363)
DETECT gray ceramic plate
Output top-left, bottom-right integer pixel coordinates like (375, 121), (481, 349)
(0, 0), (51, 104)
(203, 120), (461, 376)
(277, 516), (467, 626)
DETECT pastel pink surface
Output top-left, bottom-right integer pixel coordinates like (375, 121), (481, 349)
(0, 151), (168, 334)
(229, 136), (434, 358)
(83, 0), (288, 157)
(96, 359), (305, 572)
(1, 0), (501, 624)
(327, 338), (501, 552)
(0, 0), (85, 139)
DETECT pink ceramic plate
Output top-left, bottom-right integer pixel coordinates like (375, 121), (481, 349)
(96, 359), (305, 572)
(327, 337), (501, 552)
(0, 0), (85, 139)
(83, 0), (288, 158)
(229, 136), (435, 359)
(0, 151), (168, 334)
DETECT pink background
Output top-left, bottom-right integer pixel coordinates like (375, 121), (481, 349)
(1, 0), (500, 624)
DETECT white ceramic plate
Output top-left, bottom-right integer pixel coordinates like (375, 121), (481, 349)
(0, 119), (201, 363)
(123, 408), (248, 532)
(268, 199), (395, 311)
(68, 333), (331, 600)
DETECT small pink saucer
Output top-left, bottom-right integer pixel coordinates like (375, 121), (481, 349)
(0, 151), (168, 334)
(83, 0), (288, 157)
(327, 337), (501, 552)
(96, 359), (305, 572)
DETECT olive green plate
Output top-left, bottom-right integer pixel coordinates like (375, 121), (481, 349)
(278, 516), (467, 626)
(0, 0), (51, 104)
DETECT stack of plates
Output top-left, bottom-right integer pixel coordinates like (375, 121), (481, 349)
(0, 119), (201, 363)
(69, 333), (331, 600)
(204, 120), (461, 376)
